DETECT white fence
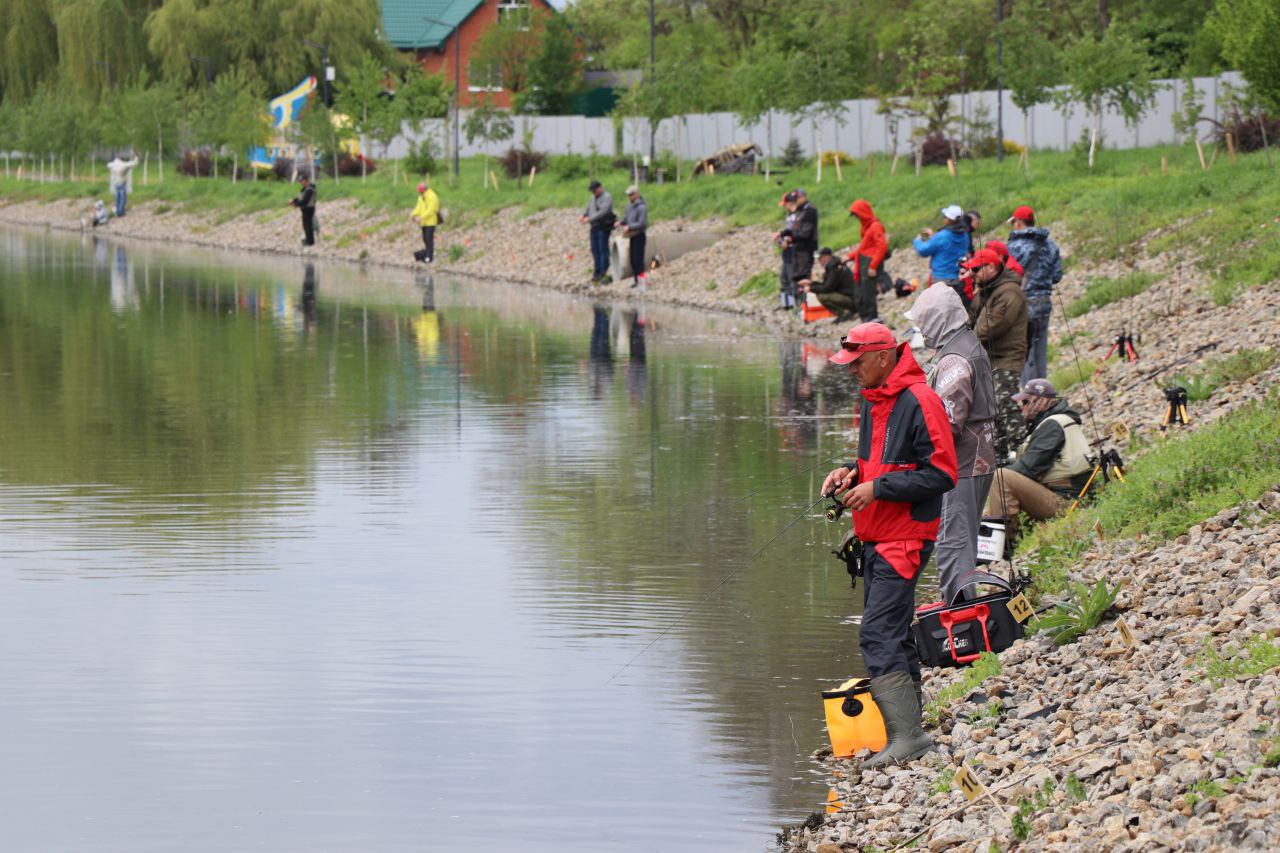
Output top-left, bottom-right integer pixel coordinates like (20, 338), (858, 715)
(379, 72), (1244, 163)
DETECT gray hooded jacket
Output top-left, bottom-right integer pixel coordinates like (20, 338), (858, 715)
(912, 284), (996, 477)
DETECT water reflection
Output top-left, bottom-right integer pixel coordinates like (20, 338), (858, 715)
(0, 229), (876, 852)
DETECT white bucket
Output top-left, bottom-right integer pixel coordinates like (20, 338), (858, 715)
(975, 520), (1007, 564)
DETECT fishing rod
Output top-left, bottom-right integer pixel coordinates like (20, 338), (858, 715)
(606, 492), (831, 685)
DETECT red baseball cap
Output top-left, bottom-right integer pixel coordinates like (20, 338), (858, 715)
(961, 248), (1003, 270)
(985, 240), (1010, 259)
(829, 322), (898, 365)
(1008, 205), (1036, 224)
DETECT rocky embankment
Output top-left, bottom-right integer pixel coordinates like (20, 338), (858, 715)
(785, 491), (1280, 852)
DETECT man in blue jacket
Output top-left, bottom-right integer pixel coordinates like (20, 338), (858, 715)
(1006, 205), (1064, 383)
(913, 204), (971, 305)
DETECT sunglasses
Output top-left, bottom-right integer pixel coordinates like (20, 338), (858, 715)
(840, 336), (886, 353)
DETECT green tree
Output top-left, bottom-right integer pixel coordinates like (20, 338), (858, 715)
(522, 14), (585, 115)
(1208, 0), (1280, 112)
(53, 0), (153, 95)
(335, 53), (389, 181)
(118, 75), (182, 182)
(1059, 28), (1158, 168)
(462, 98), (513, 187)
(210, 67), (270, 180)
(469, 9), (543, 111)
(1002, 0), (1062, 164)
(0, 0), (61, 102)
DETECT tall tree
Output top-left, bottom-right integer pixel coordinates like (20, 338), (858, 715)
(0, 0), (60, 102)
(1208, 0), (1280, 112)
(334, 53), (388, 180)
(1059, 28), (1157, 168)
(522, 14), (585, 115)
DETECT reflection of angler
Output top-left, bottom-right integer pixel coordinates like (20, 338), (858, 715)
(301, 262), (317, 325)
(109, 245), (136, 312)
(418, 274), (436, 312)
(589, 304), (615, 396)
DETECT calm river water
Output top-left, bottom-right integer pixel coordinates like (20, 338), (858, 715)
(0, 227), (901, 852)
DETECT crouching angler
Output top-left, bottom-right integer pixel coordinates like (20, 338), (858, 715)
(821, 322), (958, 769)
(984, 379), (1093, 540)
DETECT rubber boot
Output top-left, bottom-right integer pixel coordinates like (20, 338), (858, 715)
(912, 675), (924, 714)
(862, 670), (934, 769)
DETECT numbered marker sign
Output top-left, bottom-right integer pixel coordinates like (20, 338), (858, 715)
(1007, 593), (1034, 624)
(1117, 617), (1136, 648)
(954, 764), (987, 803)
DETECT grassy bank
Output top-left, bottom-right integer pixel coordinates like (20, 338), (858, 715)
(3, 144), (1280, 301)
(1019, 393), (1280, 601)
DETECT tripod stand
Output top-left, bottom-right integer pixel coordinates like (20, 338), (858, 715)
(1067, 448), (1126, 515)
(1161, 385), (1190, 429)
(1104, 329), (1140, 363)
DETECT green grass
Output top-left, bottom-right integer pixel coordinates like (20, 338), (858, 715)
(737, 269), (776, 297)
(1019, 396), (1280, 595)
(1048, 356), (1099, 393)
(1194, 634), (1280, 689)
(929, 766), (956, 795)
(1184, 778), (1227, 808)
(1168, 348), (1279, 402)
(923, 651), (1002, 727)
(1065, 271), (1160, 317)
(447, 244), (465, 262)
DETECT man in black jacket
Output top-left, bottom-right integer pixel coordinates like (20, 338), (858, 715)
(290, 175), (317, 246)
(798, 247), (859, 320)
(779, 189), (818, 309)
(985, 379), (1093, 538)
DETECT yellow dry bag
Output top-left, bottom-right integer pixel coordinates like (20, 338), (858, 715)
(821, 677), (887, 757)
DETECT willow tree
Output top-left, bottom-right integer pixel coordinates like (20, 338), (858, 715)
(145, 0), (384, 94)
(54, 0), (154, 95)
(0, 0), (61, 101)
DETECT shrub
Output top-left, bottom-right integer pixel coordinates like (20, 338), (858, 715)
(779, 137), (806, 168)
(335, 154), (376, 177)
(178, 149), (213, 177)
(1033, 579), (1118, 645)
(405, 138), (439, 176)
(549, 153), (587, 180)
(919, 132), (963, 166)
(1201, 108), (1280, 153)
(820, 150), (855, 166)
(501, 146), (547, 178)
(1168, 348), (1279, 401)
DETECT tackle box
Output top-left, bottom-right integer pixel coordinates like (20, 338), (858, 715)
(912, 572), (1025, 668)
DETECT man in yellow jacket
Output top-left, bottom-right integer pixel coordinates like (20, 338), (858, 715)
(411, 181), (441, 263)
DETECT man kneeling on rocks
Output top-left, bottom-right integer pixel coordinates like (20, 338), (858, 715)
(822, 323), (957, 768)
(798, 247), (862, 322)
(985, 379), (1093, 539)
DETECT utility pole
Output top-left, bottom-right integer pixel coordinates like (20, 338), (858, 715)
(995, 0), (1005, 162)
(648, 0), (655, 173)
(423, 16), (462, 179)
(302, 40), (334, 107)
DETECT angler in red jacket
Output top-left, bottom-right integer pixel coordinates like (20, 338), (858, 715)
(822, 322), (958, 769)
(848, 199), (889, 318)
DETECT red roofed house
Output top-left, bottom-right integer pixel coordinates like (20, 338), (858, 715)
(381, 0), (557, 109)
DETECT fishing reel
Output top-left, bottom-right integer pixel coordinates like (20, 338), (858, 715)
(824, 491), (847, 522)
(831, 530), (864, 589)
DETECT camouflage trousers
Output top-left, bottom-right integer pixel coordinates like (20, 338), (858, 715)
(993, 369), (1027, 462)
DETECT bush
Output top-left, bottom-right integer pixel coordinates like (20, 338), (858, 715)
(405, 138), (439, 176)
(178, 149), (213, 177)
(918, 132), (963, 166)
(501, 146), (547, 178)
(819, 150), (855, 166)
(549, 153), (587, 180)
(1033, 579), (1118, 645)
(335, 154), (376, 177)
(779, 137), (806, 168)
(1202, 108), (1280, 153)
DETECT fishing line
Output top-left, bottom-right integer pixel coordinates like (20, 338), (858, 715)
(721, 452), (847, 509)
(1052, 285), (1107, 448)
(605, 493), (830, 685)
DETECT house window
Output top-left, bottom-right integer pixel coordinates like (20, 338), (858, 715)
(468, 60), (503, 93)
(497, 0), (531, 30)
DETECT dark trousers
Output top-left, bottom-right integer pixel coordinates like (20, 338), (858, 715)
(779, 246), (795, 306)
(628, 232), (647, 281)
(1022, 293), (1052, 383)
(301, 208), (315, 245)
(420, 226), (436, 261)
(589, 227), (610, 279)
(860, 541), (934, 680)
(854, 255), (881, 321)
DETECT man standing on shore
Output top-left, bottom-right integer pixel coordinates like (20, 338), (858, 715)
(822, 323), (957, 769)
(411, 180), (440, 263)
(290, 175), (317, 247)
(965, 248), (1028, 460)
(1006, 205), (1063, 383)
(779, 189), (819, 308)
(619, 184), (648, 287)
(913, 205), (969, 303)
(580, 180), (615, 283)
(107, 154), (139, 218)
